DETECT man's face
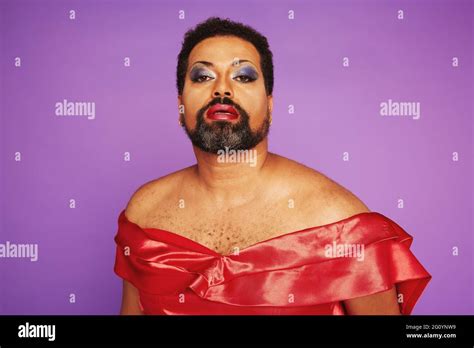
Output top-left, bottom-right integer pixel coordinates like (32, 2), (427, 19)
(178, 35), (273, 153)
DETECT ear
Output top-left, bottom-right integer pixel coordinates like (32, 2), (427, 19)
(177, 95), (183, 116)
(267, 95), (273, 114)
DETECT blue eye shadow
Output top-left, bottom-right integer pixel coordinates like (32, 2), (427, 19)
(234, 66), (259, 80)
(190, 67), (214, 81)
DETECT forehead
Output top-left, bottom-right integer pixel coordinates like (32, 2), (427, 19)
(188, 36), (261, 68)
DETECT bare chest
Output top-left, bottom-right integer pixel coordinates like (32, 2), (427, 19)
(139, 205), (313, 256)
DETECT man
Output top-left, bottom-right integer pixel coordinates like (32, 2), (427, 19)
(119, 17), (401, 315)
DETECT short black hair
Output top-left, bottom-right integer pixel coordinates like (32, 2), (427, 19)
(176, 17), (274, 96)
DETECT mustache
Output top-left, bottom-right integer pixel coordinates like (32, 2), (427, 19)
(206, 96), (239, 110)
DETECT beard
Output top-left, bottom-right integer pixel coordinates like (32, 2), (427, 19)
(181, 97), (271, 154)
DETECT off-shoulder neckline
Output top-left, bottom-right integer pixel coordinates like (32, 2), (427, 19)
(119, 209), (384, 257)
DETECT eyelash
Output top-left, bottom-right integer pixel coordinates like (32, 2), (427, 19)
(192, 75), (256, 83)
(235, 75), (255, 83)
(194, 75), (212, 83)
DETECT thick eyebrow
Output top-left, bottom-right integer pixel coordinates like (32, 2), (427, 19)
(190, 59), (257, 68)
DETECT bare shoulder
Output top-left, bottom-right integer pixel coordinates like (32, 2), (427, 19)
(270, 153), (371, 225)
(124, 165), (195, 224)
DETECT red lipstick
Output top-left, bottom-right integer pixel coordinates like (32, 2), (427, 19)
(206, 104), (239, 121)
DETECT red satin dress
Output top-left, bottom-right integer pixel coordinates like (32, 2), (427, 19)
(114, 210), (431, 315)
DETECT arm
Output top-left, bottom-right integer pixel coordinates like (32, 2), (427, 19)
(320, 184), (402, 314)
(119, 182), (154, 315)
(343, 286), (401, 315)
(120, 280), (144, 315)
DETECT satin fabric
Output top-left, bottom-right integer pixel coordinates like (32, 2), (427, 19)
(114, 210), (431, 315)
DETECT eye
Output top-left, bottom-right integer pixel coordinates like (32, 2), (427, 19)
(234, 75), (255, 83)
(194, 75), (213, 83)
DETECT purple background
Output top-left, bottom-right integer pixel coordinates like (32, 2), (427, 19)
(0, 0), (472, 314)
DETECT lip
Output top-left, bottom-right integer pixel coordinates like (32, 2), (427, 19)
(206, 104), (239, 120)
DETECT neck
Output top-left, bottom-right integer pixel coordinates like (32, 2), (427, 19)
(191, 139), (272, 206)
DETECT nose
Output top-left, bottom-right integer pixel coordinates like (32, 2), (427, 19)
(213, 91), (232, 98)
(212, 77), (233, 99)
